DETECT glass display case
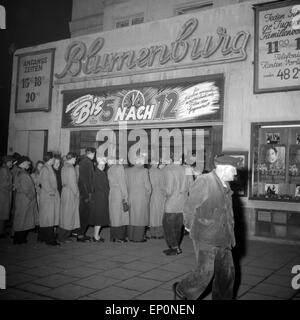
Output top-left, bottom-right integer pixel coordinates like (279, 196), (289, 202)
(250, 121), (300, 202)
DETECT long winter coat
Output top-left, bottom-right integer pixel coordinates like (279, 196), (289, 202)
(149, 166), (166, 227)
(78, 157), (95, 200)
(31, 172), (41, 225)
(126, 166), (151, 227)
(0, 165), (13, 221)
(107, 165), (129, 227)
(59, 162), (80, 230)
(13, 169), (37, 232)
(39, 163), (60, 227)
(164, 164), (191, 213)
(89, 168), (110, 226)
(183, 170), (236, 249)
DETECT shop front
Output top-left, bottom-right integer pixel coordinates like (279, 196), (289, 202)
(8, 0), (300, 243)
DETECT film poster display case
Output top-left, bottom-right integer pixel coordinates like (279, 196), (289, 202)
(250, 121), (300, 241)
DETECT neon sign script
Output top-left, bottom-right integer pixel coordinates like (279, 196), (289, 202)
(62, 76), (224, 127)
(56, 18), (250, 80)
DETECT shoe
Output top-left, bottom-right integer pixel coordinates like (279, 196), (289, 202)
(92, 237), (104, 243)
(172, 282), (187, 300)
(46, 240), (60, 246)
(77, 235), (91, 242)
(165, 248), (182, 256)
(163, 248), (174, 255)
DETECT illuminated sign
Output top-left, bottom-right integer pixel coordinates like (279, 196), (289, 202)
(56, 18), (250, 81)
(62, 75), (224, 128)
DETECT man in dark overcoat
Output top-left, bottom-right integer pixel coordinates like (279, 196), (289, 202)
(173, 155), (242, 300)
(77, 147), (96, 242)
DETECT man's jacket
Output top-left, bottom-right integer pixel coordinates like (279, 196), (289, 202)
(78, 157), (95, 200)
(183, 170), (236, 249)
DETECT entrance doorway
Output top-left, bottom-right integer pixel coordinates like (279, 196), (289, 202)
(14, 130), (48, 165)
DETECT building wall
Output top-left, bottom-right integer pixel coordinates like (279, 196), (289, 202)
(8, 0), (300, 242)
(70, 0), (249, 36)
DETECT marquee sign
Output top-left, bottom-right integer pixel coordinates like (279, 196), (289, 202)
(62, 75), (224, 128)
(55, 18), (250, 82)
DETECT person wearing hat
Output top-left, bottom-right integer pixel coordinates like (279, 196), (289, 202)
(172, 154), (242, 300)
(126, 153), (151, 242)
(76, 147), (96, 242)
(38, 152), (61, 246)
(57, 152), (80, 243)
(13, 156), (37, 244)
(162, 152), (192, 255)
(88, 156), (110, 242)
(0, 155), (13, 237)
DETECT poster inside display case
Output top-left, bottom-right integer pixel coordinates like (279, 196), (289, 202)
(250, 122), (300, 202)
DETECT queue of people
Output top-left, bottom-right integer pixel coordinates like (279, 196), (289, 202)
(0, 148), (197, 253)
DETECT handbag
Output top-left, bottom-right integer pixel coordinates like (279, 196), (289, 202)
(122, 199), (129, 212)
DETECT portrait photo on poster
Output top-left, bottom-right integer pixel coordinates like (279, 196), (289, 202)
(257, 144), (286, 180)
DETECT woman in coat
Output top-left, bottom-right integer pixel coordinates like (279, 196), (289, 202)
(38, 152), (60, 246)
(57, 152), (80, 243)
(13, 156), (37, 244)
(89, 157), (110, 242)
(149, 160), (166, 239)
(107, 158), (129, 243)
(0, 155), (13, 237)
(126, 155), (151, 242)
(30, 160), (44, 226)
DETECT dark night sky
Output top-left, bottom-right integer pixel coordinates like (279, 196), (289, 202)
(0, 0), (72, 155)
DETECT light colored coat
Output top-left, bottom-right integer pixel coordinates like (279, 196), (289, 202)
(107, 165), (129, 227)
(13, 169), (37, 231)
(59, 162), (80, 230)
(126, 166), (151, 226)
(39, 163), (60, 227)
(149, 167), (166, 227)
(164, 164), (191, 213)
(0, 165), (13, 220)
(31, 172), (41, 225)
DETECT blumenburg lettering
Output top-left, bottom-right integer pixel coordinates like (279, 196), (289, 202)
(55, 18), (249, 79)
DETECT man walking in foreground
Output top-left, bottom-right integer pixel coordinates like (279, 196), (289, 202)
(172, 155), (242, 300)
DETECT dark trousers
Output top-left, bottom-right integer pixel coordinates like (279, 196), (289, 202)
(110, 226), (128, 241)
(13, 230), (29, 244)
(162, 212), (184, 249)
(77, 199), (90, 236)
(0, 220), (5, 235)
(57, 228), (71, 242)
(38, 226), (56, 243)
(177, 243), (235, 300)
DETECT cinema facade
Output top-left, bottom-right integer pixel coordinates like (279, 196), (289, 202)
(8, 0), (300, 243)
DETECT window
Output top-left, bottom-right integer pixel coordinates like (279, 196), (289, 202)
(70, 126), (222, 171)
(175, 1), (213, 15)
(256, 209), (300, 240)
(250, 121), (300, 202)
(115, 15), (144, 29)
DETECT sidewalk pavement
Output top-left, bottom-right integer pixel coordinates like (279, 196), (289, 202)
(0, 228), (299, 300)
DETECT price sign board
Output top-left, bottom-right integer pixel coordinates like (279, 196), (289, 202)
(15, 49), (55, 112)
(254, 0), (300, 93)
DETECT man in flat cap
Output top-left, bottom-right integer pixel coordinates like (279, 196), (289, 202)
(172, 154), (242, 300)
